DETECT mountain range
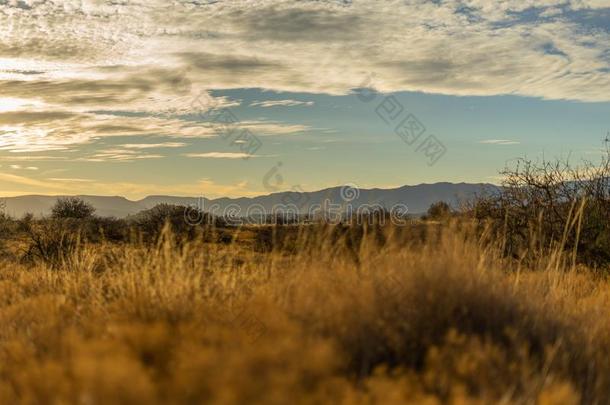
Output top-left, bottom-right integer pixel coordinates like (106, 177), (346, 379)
(0, 182), (499, 218)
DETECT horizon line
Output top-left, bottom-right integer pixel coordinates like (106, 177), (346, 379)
(0, 181), (499, 202)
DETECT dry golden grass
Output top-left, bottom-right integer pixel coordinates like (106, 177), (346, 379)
(0, 222), (608, 404)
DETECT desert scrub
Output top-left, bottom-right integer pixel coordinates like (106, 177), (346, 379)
(0, 223), (607, 404)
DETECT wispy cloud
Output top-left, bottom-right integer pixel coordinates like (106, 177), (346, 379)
(0, 172), (67, 190)
(250, 100), (314, 108)
(0, 108), (305, 155)
(0, 174), (262, 200)
(239, 121), (309, 136)
(48, 178), (94, 183)
(120, 142), (188, 149)
(2, 1), (607, 105)
(0, 155), (67, 161)
(184, 152), (260, 159)
(9, 164), (38, 170)
(0, 112), (216, 153)
(479, 139), (521, 145)
(79, 148), (165, 162)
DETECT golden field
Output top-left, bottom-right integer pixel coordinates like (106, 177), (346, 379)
(0, 222), (609, 405)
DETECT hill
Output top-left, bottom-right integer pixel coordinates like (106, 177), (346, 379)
(0, 182), (498, 218)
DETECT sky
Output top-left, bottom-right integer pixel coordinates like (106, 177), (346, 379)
(0, 0), (609, 199)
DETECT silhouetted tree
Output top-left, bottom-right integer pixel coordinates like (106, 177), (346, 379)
(426, 201), (452, 220)
(51, 197), (95, 220)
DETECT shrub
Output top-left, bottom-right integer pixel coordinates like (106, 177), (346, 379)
(424, 201), (452, 220)
(0, 213), (17, 258)
(0, 211), (16, 237)
(2, 220), (609, 403)
(129, 204), (221, 242)
(51, 197), (96, 220)
(469, 151), (610, 266)
(18, 212), (34, 232)
(21, 219), (82, 267)
(86, 216), (131, 243)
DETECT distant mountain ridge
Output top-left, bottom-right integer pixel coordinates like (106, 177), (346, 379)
(0, 182), (499, 218)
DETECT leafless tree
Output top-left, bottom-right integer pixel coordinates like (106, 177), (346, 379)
(470, 145), (610, 266)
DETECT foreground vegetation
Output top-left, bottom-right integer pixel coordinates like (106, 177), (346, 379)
(0, 218), (608, 404)
(4, 151), (610, 404)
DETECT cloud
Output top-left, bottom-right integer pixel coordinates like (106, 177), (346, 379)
(94, 177), (261, 200)
(0, 155), (67, 161)
(1, 0), (607, 102)
(79, 148), (165, 162)
(234, 5), (363, 42)
(0, 174), (261, 200)
(0, 72), (221, 114)
(48, 178), (94, 183)
(0, 111), (216, 153)
(479, 139), (521, 145)
(0, 101), (305, 154)
(569, 0), (610, 10)
(239, 121), (309, 136)
(0, 0), (608, 164)
(184, 152), (259, 159)
(121, 142), (188, 149)
(179, 52), (283, 75)
(0, 171), (67, 190)
(0, 111), (76, 124)
(9, 164), (38, 170)
(250, 99), (314, 108)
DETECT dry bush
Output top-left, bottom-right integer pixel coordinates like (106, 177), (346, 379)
(19, 217), (130, 268)
(423, 201), (453, 221)
(51, 197), (96, 220)
(0, 223), (608, 404)
(128, 204), (223, 243)
(20, 219), (84, 268)
(470, 150), (610, 267)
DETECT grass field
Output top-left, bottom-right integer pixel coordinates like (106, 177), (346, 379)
(0, 221), (608, 404)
